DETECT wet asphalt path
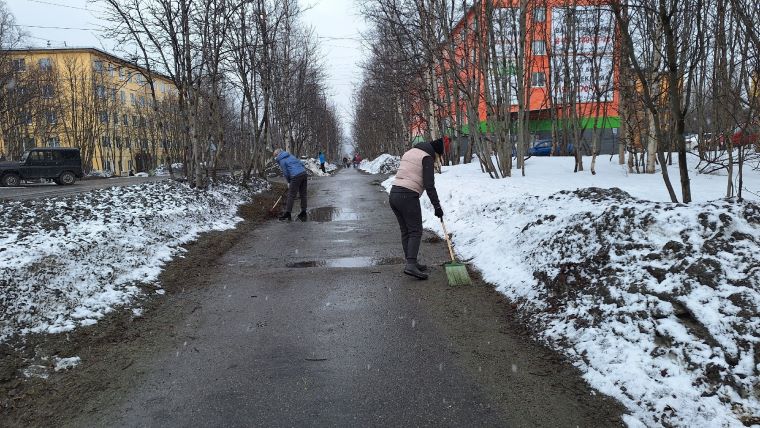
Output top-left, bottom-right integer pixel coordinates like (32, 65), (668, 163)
(71, 168), (624, 427)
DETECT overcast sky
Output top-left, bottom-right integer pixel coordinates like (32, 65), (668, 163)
(7, 0), (367, 145)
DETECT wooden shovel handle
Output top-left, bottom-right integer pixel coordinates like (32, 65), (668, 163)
(440, 219), (457, 262)
(271, 195), (283, 211)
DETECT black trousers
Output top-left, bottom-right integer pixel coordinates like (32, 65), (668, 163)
(389, 188), (422, 265)
(285, 172), (308, 213)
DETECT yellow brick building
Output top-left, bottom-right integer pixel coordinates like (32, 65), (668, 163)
(0, 47), (178, 175)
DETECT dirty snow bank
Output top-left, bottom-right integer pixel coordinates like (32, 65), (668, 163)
(360, 154), (400, 174)
(500, 188), (760, 426)
(381, 156), (760, 427)
(0, 179), (268, 343)
(302, 158), (337, 176)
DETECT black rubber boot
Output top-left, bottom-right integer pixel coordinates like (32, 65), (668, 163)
(416, 262), (428, 272)
(278, 212), (291, 221)
(403, 263), (429, 280)
(297, 211), (307, 221)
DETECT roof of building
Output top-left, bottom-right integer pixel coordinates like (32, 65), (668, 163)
(3, 46), (175, 83)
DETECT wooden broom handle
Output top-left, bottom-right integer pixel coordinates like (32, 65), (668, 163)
(440, 218), (457, 262)
(271, 195), (283, 210)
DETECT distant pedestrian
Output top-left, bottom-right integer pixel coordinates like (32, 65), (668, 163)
(318, 151), (326, 173)
(274, 148), (308, 221)
(388, 139), (445, 280)
(352, 153), (362, 168)
(342, 156), (349, 168)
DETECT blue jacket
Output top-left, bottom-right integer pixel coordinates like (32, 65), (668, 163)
(276, 151), (307, 182)
(319, 153), (325, 164)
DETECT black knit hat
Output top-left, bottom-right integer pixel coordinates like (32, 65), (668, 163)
(430, 138), (444, 155)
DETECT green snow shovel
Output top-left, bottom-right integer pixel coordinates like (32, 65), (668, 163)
(440, 218), (471, 286)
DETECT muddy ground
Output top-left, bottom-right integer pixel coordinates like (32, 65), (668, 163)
(1, 180), (625, 426)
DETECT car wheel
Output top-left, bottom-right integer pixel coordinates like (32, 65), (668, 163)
(59, 171), (76, 185)
(2, 173), (21, 187)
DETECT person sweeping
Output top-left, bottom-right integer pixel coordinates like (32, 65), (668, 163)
(388, 138), (445, 280)
(274, 148), (308, 222)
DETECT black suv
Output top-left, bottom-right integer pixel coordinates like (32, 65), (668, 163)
(0, 147), (84, 187)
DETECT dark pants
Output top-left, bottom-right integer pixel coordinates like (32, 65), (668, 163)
(285, 172), (308, 213)
(389, 187), (422, 265)
(320, 163), (326, 173)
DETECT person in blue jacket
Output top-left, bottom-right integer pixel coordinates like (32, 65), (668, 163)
(274, 148), (308, 221)
(318, 151), (326, 173)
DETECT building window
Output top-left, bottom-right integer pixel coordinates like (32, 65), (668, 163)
(139, 96), (145, 106)
(130, 93), (136, 105)
(93, 60), (104, 72)
(100, 111), (109, 124)
(532, 40), (546, 55)
(47, 136), (60, 147)
(12, 58), (26, 72)
(132, 115), (139, 127)
(38, 58), (53, 71)
(141, 139), (148, 149)
(120, 90), (126, 104)
(533, 7), (546, 23)
(531, 71), (546, 87)
(95, 84), (106, 98)
(108, 64), (116, 77)
(20, 112), (32, 125)
(136, 73), (145, 84)
(122, 114), (129, 126)
(101, 136), (111, 147)
(114, 136), (121, 148)
(125, 137), (131, 148)
(46, 111), (57, 124)
(42, 84), (55, 98)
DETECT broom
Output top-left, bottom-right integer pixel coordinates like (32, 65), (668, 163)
(269, 193), (284, 215)
(440, 218), (471, 286)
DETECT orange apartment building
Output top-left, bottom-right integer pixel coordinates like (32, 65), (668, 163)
(423, 0), (619, 153)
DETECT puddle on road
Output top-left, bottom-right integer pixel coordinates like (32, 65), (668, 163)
(308, 207), (360, 221)
(286, 257), (405, 268)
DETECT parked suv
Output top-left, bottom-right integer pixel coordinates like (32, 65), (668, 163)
(0, 147), (84, 187)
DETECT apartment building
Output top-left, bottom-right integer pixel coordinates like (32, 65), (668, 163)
(424, 0), (619, 153)
(0, 47), (178, 174)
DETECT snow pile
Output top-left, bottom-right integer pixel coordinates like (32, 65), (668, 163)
(512, 189), (759, 426)
(383, 156), (760, 427)
(0, 179), (268, 344)
(86, 170), (114, 178)
(54, 356), (80, 372)
(360, 154), (401, 174)
(302, 158), (337, 176)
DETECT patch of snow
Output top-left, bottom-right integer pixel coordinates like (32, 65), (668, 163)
(302, 158), (337, 176)
(0, 179), (269, 344)
(360, 154), (401, 174)
(23, 365), (49, 379)
(54, 356), (81, 371)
